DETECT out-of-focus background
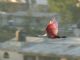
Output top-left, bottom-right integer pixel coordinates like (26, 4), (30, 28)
(0, 0), (80, 42)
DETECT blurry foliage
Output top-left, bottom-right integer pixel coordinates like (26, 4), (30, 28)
(0, 2), (19, 12)
(48, 0), (79, 25)
(37, 5), (45, 12)
(0, 0), (79, 38)
(36, 5), (48, 12)
(24, 17), (49, 36)
(0, 26), (16, 42)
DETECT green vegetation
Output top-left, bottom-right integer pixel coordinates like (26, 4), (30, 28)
(48, 0), (79, 25)
(0, 2), (19, 12)
(0, 27), (16, 42)
(0, 1), (79, 25)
